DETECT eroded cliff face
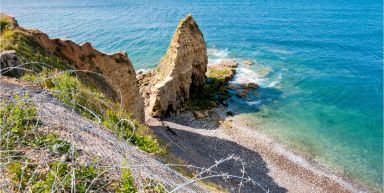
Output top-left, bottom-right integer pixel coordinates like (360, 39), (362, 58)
(1, 13), (145, 122)
(139, 14), (208, 117)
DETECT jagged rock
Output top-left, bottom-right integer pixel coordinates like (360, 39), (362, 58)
(193, 111), (205, 119)
(241, 82), (259, 89)
(1, 13), (145, 121)
(242, 59), (254, 65)
(221, 59), (238, 68)
(37, 35), (145, 121)
(202, 110), (210, 117)
(237, 90), (248, 98)
(146, 14), (207, 117)
(207, 61), (237, 83)
(0, 50), (23, 76)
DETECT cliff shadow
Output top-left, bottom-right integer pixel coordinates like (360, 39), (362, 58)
(170, 86), (284, 130)
(150, 123), (287, 193)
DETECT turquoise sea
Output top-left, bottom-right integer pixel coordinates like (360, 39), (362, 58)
(2, 0), (383, 191)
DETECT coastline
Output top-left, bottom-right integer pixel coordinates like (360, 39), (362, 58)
(147, 106), (375, 193)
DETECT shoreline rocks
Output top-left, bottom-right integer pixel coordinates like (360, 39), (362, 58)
(242, 59), (254, 65)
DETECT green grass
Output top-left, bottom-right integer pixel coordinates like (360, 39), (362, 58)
(0, 24), (69, 75)
(1, 20), (163, 154)
(1, 95), (139, 192)
(0, 19), (178, 192)
(22, 70), (164, 154)
(0, 17), (10, 31)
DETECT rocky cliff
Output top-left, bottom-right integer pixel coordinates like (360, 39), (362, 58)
(139, 14), (208, 117)
(1, 13), (145, 121)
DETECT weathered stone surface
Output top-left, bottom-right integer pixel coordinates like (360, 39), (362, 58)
(237, 90), (248, 98)
(193, 111), (205, 119)
(34, 33), (144, 121)
(0, 50), (23, 76)
(145, 14), (208, 117)
(2, 13), (145, 122)
(242, 59), (254, 65)
(207, 59), (237, 83)
(221, 59), (238, 68)
(240, 82), (259, 89)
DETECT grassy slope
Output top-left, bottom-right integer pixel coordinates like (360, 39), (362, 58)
(1, 15), (169, 192)
(1, 14), (231, 192)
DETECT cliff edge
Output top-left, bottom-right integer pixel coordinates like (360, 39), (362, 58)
(0, 13), (145, 121)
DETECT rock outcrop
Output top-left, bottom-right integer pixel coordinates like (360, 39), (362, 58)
(139, 14), (208, 117)
(0, 50), (23, 76)
(1, 13), (144, 121)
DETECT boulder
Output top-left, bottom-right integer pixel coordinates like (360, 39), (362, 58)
(221, 59), (238, 68)
(193, 111), (205, 119)
(0, 50), (23, 76)
(247, 82), (259, 89)
(242, 60), (254, 65)
(147, 14), (208, 117)
(237, 90), (248, 98)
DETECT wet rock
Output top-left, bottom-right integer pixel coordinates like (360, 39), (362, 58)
(237, 90), (248, 98)
(226, 111), (234, 116)
(227, 84), (240, 90)
(242, 59), (254, 65)
(247, 82), (258, 89)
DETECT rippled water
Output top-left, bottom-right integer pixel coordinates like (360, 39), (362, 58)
(2, 0), (383, 190)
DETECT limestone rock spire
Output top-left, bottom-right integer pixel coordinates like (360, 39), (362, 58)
(147, 14), (208, 117)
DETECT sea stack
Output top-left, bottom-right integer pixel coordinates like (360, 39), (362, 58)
(146, 14), (208, 117)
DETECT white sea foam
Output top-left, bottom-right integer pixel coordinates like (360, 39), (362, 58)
(246, 100), (262, 106)
(207, 47), (229, 65)
(231, 67), (262, 84)
(267, 71), (282, 88)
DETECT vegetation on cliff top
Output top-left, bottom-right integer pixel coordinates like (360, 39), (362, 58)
(1, 14), (163, 154)
(1, 95), (138, 192)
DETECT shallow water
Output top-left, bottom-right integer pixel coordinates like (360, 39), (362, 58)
(2, 0), (383, 190)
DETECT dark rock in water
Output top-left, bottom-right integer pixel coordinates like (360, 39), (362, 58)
(237, 90), (248, 98)
(226, 111), (234, 116)
(239, 82), (259, 90)
(246, 82), (259, 89)
(0, 50), (23, 76)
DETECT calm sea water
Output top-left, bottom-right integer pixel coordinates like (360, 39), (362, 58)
(2, 0), (383, 190)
